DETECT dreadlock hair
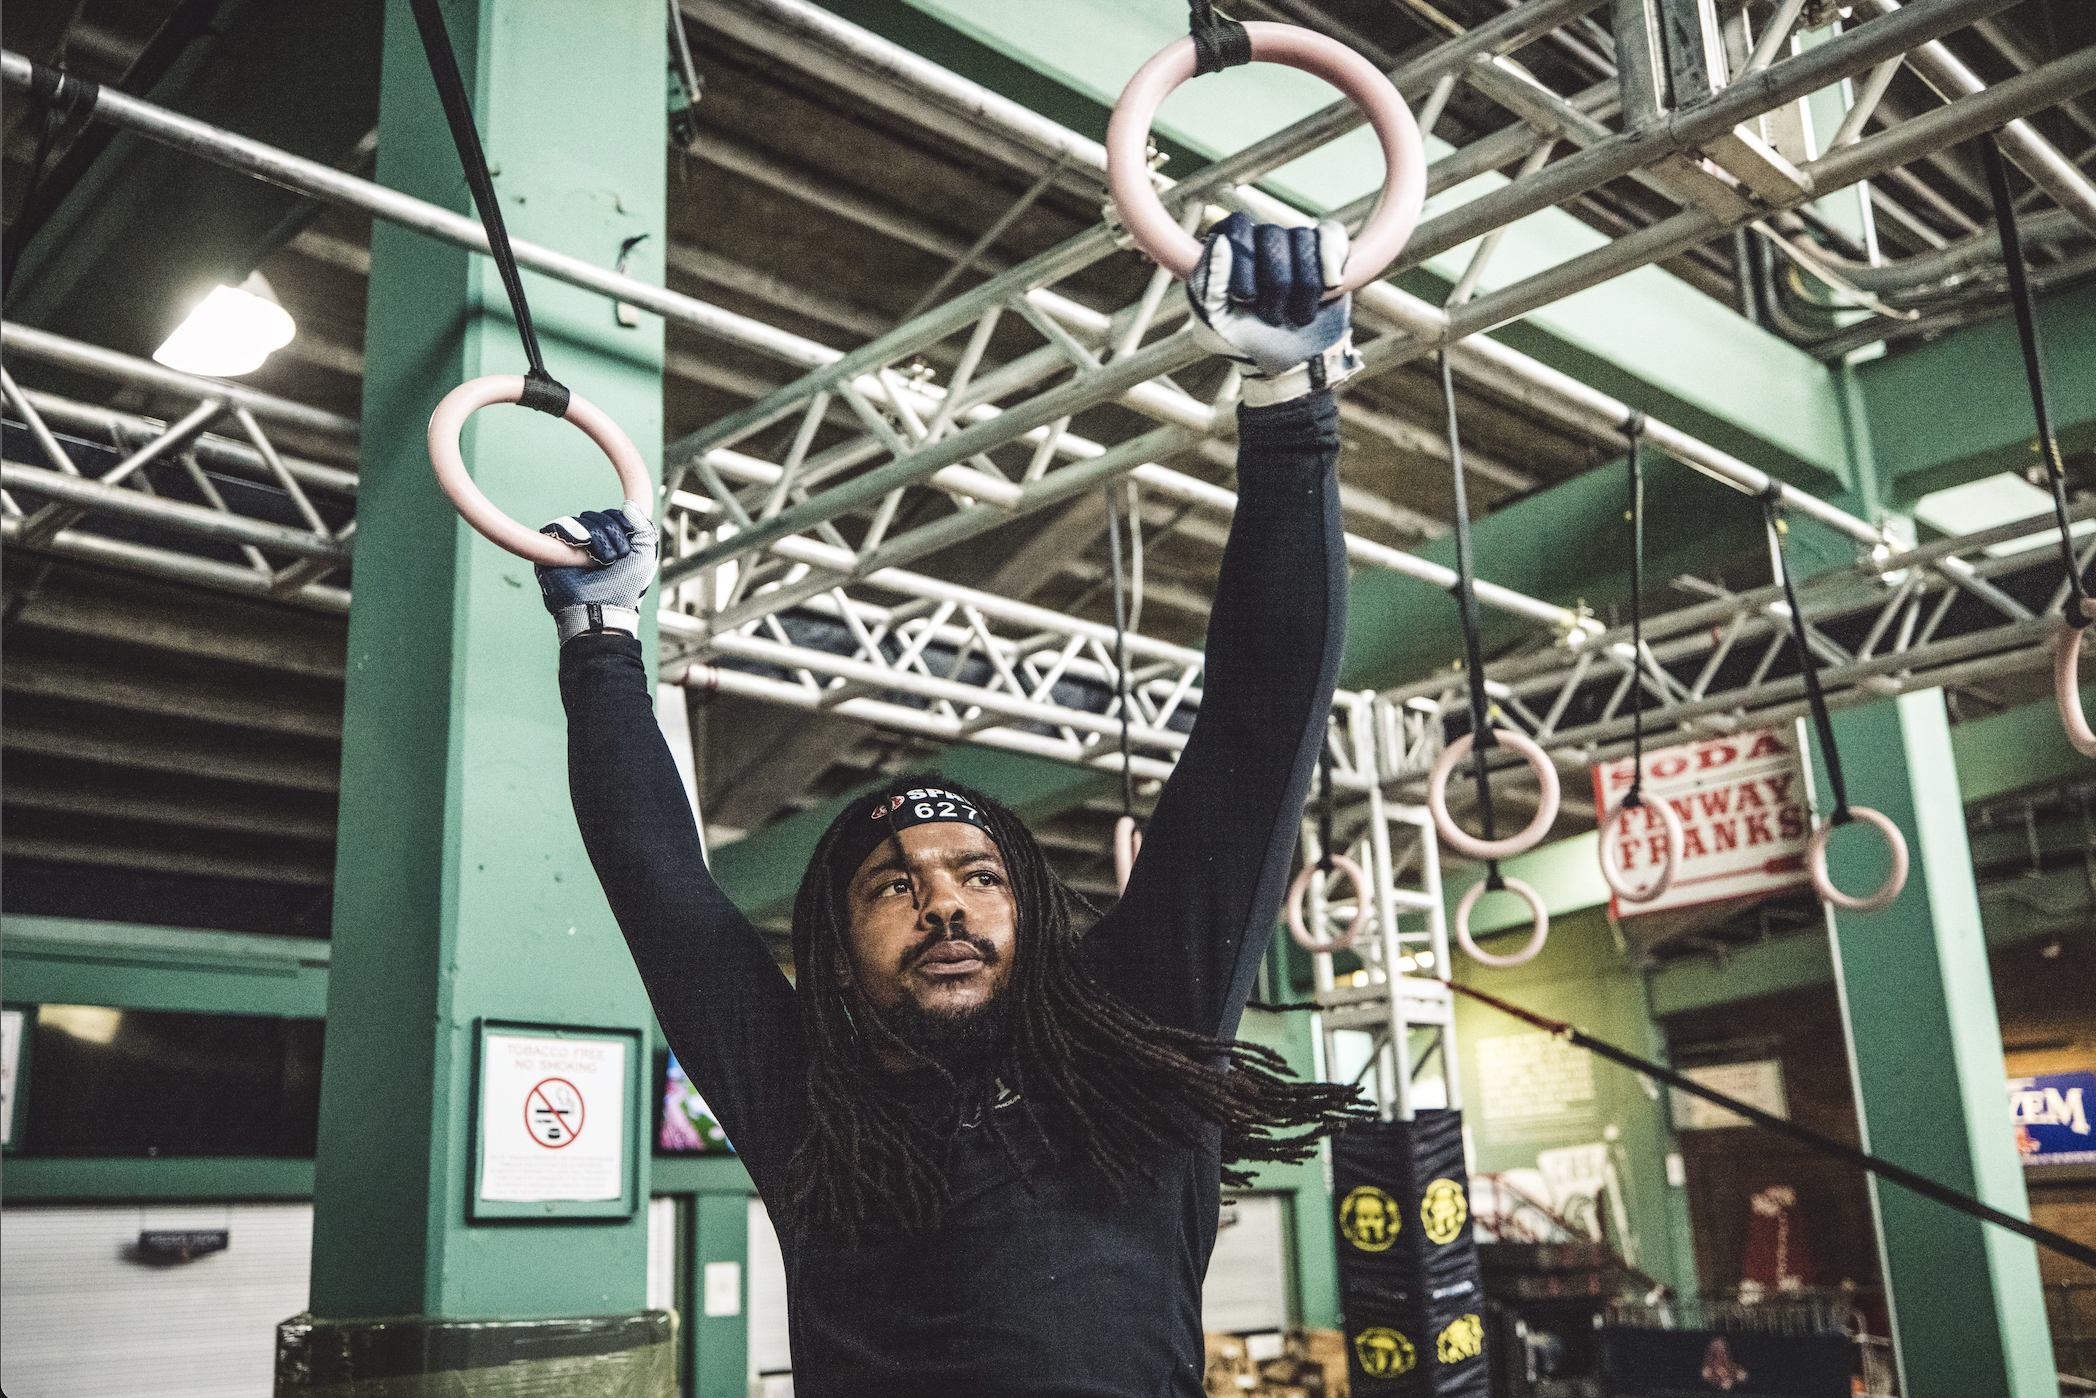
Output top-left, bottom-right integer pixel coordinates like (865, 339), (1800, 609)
(785, 772), (1375, 1241)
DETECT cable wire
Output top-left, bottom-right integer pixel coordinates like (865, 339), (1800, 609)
(1442, 974), (2096, 1270)
(1624, 412), (1648, 811)
(1440, 351), (1503, 891)
(1764, 490), (1851, 826)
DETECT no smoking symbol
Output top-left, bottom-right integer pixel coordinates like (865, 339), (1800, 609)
(524, 1078), (584, 1148)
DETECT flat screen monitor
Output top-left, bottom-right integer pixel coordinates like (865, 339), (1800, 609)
(657, 1051), (734, 1154)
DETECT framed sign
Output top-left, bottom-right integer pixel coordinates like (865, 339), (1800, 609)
(2011, 1071), (2094, 1167)
(472, 1021), (643, 1219)
(1, 1006), (28, 1154)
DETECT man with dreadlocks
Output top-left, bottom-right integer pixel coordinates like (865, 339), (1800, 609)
(543, 215), (1367, 1395)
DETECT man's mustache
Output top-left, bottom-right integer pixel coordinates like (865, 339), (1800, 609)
(900, 928), (1001, 973)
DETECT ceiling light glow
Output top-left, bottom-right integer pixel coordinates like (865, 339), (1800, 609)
(153, 275), (295, 377)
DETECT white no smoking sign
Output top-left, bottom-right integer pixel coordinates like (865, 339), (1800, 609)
(479, 1033), (626, 1205)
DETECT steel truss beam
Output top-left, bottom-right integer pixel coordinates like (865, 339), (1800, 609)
(1385, 503), (2096, 773)
(0, 330), (357, 612)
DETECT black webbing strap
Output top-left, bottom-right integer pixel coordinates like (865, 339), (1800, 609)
(1189, 0), (1252, 76)
(1624, 413), (1648, 811)
(1107, 485), (1137, 823)
(1980, 133), (2086, 627)
(406, 0), (570, 418)
(1764, 487), (1851, 827)
(3, 61), (99, 300)
(1444, 975), (2096, 1270)
(1317, 745), (1336, 873)
(1440, 353), (1505, 891)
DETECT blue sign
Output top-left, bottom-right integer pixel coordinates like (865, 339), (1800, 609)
(2009, 1071), (2095, 1166)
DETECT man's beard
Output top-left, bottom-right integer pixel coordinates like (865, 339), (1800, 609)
(881, 988), (1012, 1067)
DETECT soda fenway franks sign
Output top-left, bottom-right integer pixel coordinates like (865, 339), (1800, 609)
(1591, 729), (1810, 916)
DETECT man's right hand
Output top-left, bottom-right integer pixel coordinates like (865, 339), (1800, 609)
(535, 501), (657, 643)
(1187, 211), (1361, 407)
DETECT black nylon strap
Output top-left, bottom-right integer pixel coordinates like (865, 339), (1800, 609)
(1765, 488), (1850, 826)
(1189, 0), (1252, 76)
(406, 0), (570, 416)
(1980, 133), (2087, 626)
(1442, 352), (1506, 894)
(1316, 745), (1335, 873)
(1625, 412), (1648, 809)
(1107, 485), (1136, 822)
(4, 62), (99, 300)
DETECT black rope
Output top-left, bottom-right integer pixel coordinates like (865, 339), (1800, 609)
(1980, 133), (2086, 627)
(406, 0), (570, 417)
(3, 61), (99, 302)
(1624, 412), (1648, 811)
(1189, 0), (1252, 76)
(1440, 353), (1505, 894)
(1764, 488), (1850, 827)
(1445, 976), (2096, 1271)
(1317, 745), (1336, 873)
(1106, 485), (1136, 822)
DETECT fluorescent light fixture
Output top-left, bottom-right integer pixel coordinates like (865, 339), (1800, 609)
(1912, 473), (2093, 559)
(41, 1004), (122, 1044)
(153, 272), (295, 377)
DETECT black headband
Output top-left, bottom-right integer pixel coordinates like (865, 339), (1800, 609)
(831, 785), (1002, 892)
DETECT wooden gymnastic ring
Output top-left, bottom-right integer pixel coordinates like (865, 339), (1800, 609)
(1454, 876), (1548, 968)
(1286, 853), (1370, 954)
(2053, 601), (2096, 758)
(1426, 728), (1562, 860)
(1597, 795), (1682, 904)
(428, 374), (651, 566)
(1113, 815), (1143, 896)
(1105, 23), (1426, 293)
(1808, 807), (1908, 913)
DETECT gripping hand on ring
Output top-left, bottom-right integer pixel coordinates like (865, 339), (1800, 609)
(535, 500), (656, 643)
(1187, 212), (1361, 408)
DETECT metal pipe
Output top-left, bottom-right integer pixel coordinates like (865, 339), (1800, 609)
(0, 462), (354, 560)
(0, 515), (351, 613)
(1, 322), (357, 438)
(1854, 0), (2096, 237)
(0, 48), (842, 374)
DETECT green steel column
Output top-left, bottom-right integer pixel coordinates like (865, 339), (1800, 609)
(296, 0), (668, 1379)
(1815, 694), (2053, 1398)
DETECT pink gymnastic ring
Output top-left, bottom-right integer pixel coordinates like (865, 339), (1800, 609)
(1597, 796), (1682, 904)
(428, 374), (652, 566)
(1105, 23), (1427, 293)
(1808, 806), (1909, 913)
(1286, 853), (1370, 954)
(2053, 602), (2096, 758)
(1113, 815), (1143, 896)
(1454, 876), (1548, 968)
(1426, 728), (1562, 860)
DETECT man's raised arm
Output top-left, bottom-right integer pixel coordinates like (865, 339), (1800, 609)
(1084, 214), (1354, 1043)
(544, 512), (807, 1183)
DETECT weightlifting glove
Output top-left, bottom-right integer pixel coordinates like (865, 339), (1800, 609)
(1186, 211), (1361, 407)
(535, 500), (657, 643)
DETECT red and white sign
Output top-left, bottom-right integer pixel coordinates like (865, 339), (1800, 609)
(480, 1034), (625, 1203)
(1591, 727), (1811, 917)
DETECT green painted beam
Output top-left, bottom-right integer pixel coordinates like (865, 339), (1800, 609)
(0, 916), (330, 1017)
(710, 745), (1110, 923)
(1954, 683), (2096, 805)
(1646, 931), (1836, 1020)
(0, 1157), (316, 1202)
(1859, 280), (2096, 507)
(308, 0), (667, 1324)
(1812, 692), (2052, 1396)
(10, 0), (385, 366)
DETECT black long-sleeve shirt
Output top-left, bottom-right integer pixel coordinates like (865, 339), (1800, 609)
(562, 392), (1346, 1396)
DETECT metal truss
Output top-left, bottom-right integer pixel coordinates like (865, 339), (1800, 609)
(1385, 502), (2096, 770)
(1291, 693), (1460, 1122)
(0, 325), (359, 611)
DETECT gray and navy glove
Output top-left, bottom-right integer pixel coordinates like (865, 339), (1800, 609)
(1187, 211), (1361, 407)
(535, 500), (656, 643)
